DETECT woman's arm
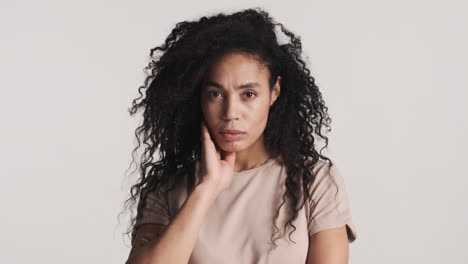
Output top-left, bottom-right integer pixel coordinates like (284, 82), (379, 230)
(126, 181), (219, 264)
(126, 120), (236, 264)
(305, 225), (349, 264)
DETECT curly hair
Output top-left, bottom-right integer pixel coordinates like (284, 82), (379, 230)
(121, 7), (336, 248)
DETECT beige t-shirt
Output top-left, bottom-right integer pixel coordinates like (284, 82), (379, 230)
(132, 156), (357, 263)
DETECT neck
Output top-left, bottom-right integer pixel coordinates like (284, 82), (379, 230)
(232, 136), (274, 173)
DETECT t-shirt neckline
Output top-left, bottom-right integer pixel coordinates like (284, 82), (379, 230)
(233, 155), (280, 176)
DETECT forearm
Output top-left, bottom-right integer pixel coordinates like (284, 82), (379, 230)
(143, 182), (218, 264)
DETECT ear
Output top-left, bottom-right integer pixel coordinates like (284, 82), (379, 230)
(270, 76), (281, 107)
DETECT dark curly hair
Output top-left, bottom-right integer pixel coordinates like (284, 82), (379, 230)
(121, 7), (336, 248)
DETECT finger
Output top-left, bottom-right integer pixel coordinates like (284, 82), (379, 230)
(201, 120), (217, 160)
(201, 120), (211, 142)
(215, 145), (221, 160)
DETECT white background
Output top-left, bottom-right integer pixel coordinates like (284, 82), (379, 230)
(1, 0), (467, 263)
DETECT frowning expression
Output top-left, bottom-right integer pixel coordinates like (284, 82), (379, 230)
(200, 52), (280, 153)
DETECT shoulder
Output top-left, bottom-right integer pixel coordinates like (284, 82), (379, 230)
(304, 158), (349, 202)
(307, 158), (343, 182)
(302, 159), (357, 243)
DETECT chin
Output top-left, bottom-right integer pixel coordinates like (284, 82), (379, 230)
(218, 141), (245, 152)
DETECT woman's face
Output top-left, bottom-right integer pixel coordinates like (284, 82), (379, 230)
(200, 52), (281, 153)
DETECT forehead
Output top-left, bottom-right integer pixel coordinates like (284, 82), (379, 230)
(203, 52), (270, 87)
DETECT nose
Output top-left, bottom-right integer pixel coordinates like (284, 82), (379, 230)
(221, 95), (239, 121)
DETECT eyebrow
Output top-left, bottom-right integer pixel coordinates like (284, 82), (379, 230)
(203, 80), (260, 90)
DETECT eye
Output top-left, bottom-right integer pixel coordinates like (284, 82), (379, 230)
(243, 91), (257, 99)
(207, 91), (222, 98)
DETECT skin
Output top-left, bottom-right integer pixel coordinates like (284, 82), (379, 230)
(199, 51), (281, 174)
(126, 52), (283, 264)
(127, 51), (350, 264)
(198, 51), (351, 263)
(306, 226), (350, 264)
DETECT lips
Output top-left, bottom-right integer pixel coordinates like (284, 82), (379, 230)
(219, 129), (245, 142)
(219, 129), (246, 134)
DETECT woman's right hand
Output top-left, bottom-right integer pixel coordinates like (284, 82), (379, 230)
(198, 120), (237, 197)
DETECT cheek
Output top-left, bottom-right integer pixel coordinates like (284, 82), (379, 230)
(201, 103), (217, 121)
(248, 100), (270, 120)
(200, 97), (213, 115)
(201, 97), (270, 121)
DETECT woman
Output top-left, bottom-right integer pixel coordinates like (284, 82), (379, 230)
(124, 7), (357, 264)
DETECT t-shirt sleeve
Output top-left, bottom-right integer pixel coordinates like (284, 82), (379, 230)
(134, 188), (171, 229)
(307, 162), (357, 243)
